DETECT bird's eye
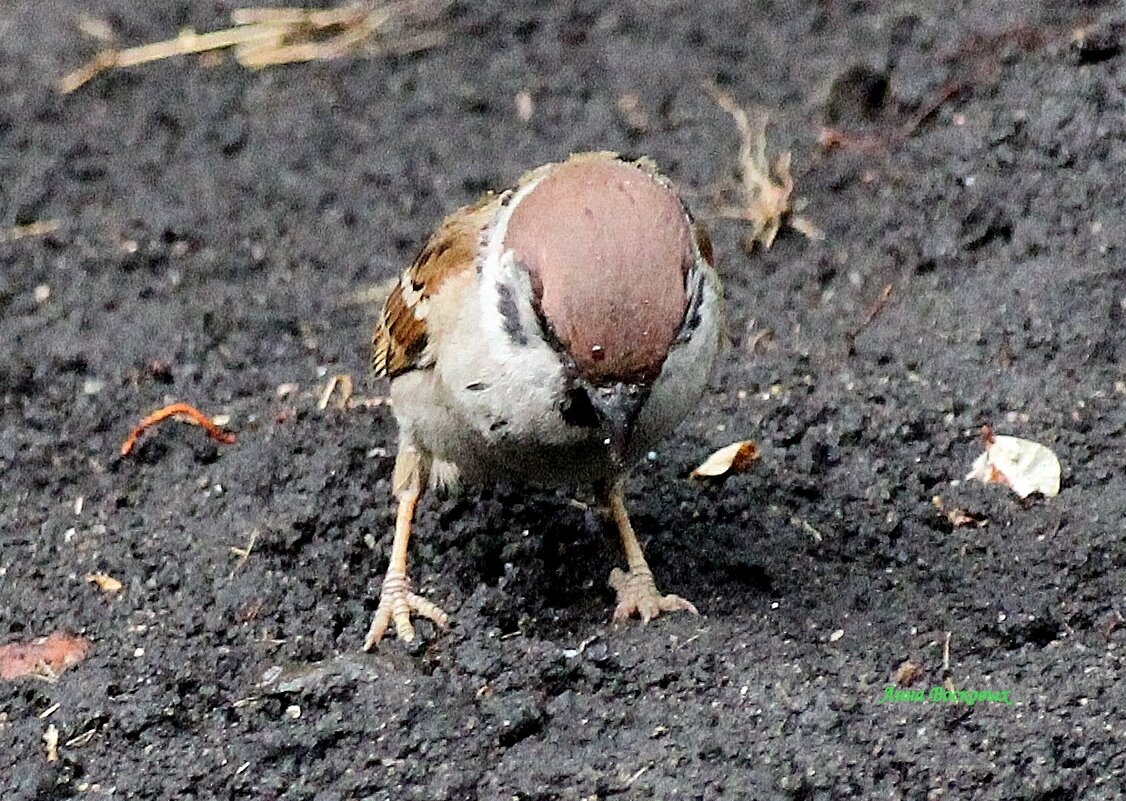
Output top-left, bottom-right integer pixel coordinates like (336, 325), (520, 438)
(560, 386), (600, 428)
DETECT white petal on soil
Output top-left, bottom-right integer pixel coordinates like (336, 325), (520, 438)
(691, 440), (760, 478)
(965, 435), (1061, 498)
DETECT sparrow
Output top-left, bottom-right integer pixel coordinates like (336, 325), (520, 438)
(365, 151), (722, 648)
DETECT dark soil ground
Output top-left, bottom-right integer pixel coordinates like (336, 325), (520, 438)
(3, 1), (1125, 799)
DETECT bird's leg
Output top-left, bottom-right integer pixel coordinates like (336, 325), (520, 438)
(364, 446), (449, 649)
(603, 479), (698, 623)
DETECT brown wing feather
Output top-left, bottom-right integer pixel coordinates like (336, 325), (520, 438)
(371, 193), (498, 379)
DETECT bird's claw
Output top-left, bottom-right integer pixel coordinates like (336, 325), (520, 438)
(364, 570), (449, 649)
(608, 566), (698, 624)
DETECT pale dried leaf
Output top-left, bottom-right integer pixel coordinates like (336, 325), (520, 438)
(44, 724), (60, 762)
(1, 220), (60, 243)
(892, 659), (923, 687)
(789, 215), (826, 241)
(85, 572), (124, 594)
(931, 496), (987, 528)
(515, 90), (534, 122)
(966, 434), (1061, 498)
(318, 374), (354, 410)
(706, 84), (821, 252)
(691, 440), (760, 478)
(60, 3), (447, 94)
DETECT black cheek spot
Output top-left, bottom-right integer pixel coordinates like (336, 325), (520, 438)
(496, 282), (528, 346)
(529, 292), (567, 357)
(679, 272), (705, 342)
(560, 386), (600, 428)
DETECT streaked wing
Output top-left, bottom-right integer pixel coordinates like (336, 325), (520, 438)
(371, 193), (497, 379)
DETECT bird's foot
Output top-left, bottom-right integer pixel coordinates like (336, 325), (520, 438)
(364, 570), (449, 649)
(608, 566), (698, 624)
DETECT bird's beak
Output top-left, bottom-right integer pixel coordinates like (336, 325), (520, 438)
(589, 383), (647, 468)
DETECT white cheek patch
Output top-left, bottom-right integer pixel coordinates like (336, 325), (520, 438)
(478, 172), (555, 366)
(437, 249), (571, 448)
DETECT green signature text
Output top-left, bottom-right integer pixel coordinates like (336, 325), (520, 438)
(878, 686), (1013, 705)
